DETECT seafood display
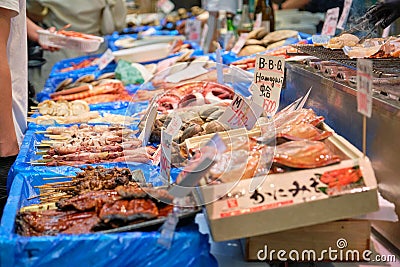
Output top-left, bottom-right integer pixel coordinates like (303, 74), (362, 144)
(27, 111), (135, 125)
(237, 29), (299, 57)
(58, 57), (97, 73)
(273, 140), (341, 169)
(145, 104), (228, 144)
(156, 81), (234, 112)
(51, 80), (131, 103)
(27, 111), (101, 125)
(230, 45), (299, 70)
(36, 100), (89, 116)
(33, 125), (155, 166)
(16, 184), (175, 236)
(186, 108), (340, 183)
(325, 34), (360, 49)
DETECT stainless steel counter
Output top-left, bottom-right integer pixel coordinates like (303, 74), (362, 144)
(283, 62), (400, 250)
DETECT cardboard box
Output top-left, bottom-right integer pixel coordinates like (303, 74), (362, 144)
(243, 220), (371, 261)
(196, 129), (379, 242)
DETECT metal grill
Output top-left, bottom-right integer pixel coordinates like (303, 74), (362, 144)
(292, 45), (400, 78)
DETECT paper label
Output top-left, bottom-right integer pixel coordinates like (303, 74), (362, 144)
(165, 114), (182, 136)
(208, 160), (368, 219)
(252, 55), (285, 116)
(321, 7), (340, 36)
(138, 103), (158, 146)
(231, 33), (248, 55)
(158, 0), (175, 14)
(254, 13), (262, 29)
(200, 23), (209, 50)
(337, 0), (353, 30)
(216, 48), (224, 84)
(356, 59), (373, 117)
(382, 25), (391, 38)
(185, 19), (202, 43)
(218, 94), (263, 130)
(97, 49), (115, 70)
(160, 129), (172, 183)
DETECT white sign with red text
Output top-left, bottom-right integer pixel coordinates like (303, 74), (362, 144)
(337, 0), (353, 30)
(252, 54), (285, 116)
(232, 33), (249, 55)
(160, 129), (172, 183)
(321, 7), (340, 36)
(218, 94), (263, 130)
(357, 59), (373, 117)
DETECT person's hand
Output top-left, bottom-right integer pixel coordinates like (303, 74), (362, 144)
(365, 0), (400, 28)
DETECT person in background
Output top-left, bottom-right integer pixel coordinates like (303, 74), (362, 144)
(26, 0), (127, 93)
(0, 0), (28, 217)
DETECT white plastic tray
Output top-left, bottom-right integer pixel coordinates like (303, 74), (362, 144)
(37, 30), (104, 53)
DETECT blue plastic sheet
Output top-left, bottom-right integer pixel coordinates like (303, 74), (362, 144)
(0, 174), (217, 267)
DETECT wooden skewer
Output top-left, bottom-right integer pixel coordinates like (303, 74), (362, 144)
(31, 106), (39, 109)
(29, 162), (47, 166)
(42, 176), (74, 180)
(40, 140), (64, 144)
(28, 111), (36, 115)
(35, 130), (50, 134)
(44, 134), (69, 140)
(35, 181), (74, 188)
(28, 191), (58, 200)
(36, 150), (49, 155)
(35, 144), (51, 148)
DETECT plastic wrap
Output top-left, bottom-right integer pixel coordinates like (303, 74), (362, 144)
(0, 174), (217, 267)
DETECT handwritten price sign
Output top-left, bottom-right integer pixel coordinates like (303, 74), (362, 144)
(252, 55), (285, 116)
(218, 94), (263, 130)
(160, 129), (172, 183)
(357, 59), (373, 117)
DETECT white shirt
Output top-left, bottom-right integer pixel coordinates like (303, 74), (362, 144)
(0, 0), (28, 146)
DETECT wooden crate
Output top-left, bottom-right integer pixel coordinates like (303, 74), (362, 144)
(244, 220), (371, 262)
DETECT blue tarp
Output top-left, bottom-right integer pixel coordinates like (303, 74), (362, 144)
(0, 173), (217, 267)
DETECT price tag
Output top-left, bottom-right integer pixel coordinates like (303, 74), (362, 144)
(382, 25), (391, 38)
(97, 49), (115, 70)
(138, 103), (158, 146)
(158, 0), (175, 14)
(153, 114), (182, 166)
(218, 94), (263, 130)
(231, 33), (248, 55)
(200, 23), (209, 50)
(252, 55), (285, 116)
(337, 0), (353, 30)
(321, 7), (340, 36)
(356, 59), (373, 117)
(185, 19), (202, 43)
(165, 114), (182, 136)
(216, 48), (224, 84)
(254, 13), (262, 29)
(160, 129), (172, 183)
